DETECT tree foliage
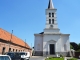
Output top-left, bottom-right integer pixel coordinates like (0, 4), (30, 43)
(70, 42), (80, 52)
(70, 44), (74, 49)
(78, 43), (80, 49)
(70, 42), (78, 51)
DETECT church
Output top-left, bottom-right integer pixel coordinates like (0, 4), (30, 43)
(34, 0), (70, 56)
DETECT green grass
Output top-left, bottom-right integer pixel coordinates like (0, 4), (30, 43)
(45, 57), (64, 60)
(67, 58), (77, 60)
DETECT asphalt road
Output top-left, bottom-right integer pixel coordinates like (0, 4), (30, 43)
(30, 56), (45, 60)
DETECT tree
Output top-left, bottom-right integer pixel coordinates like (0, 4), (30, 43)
(78, 43), (80, 49)
(70, 44), (74, 49)
(70, 42), (78, 51)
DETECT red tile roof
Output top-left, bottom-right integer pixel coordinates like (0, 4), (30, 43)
(0, 28), (30, 49)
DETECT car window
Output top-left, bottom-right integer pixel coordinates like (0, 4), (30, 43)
(20, 53), (25, 55)
(15, 53), (20, 56)
(7, 53), (14, 57)
(25, 53), (27, 55)
(0, 56), (10, 60)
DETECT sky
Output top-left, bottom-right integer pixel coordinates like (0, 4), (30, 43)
(0, 0), (80, 48)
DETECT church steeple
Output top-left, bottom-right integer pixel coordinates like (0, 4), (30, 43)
(48, 0), (54, 9)
(44, 0), (60, 33)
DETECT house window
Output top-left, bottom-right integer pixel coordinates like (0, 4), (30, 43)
(49, 19), (51, 24)
(9, 48), (11, 52)
(13, 49), (14, 52)
(16, 49), (17, 52)
(52, 13), (54, 17)
(2, 47), (5, 54)
(49, 13), (51, 17)
(52, 19), (54, 24)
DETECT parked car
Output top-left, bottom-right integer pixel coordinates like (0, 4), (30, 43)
(19, 52), (30, 60)
(6, 52), (21, 60)
(0, 55), (11, 60)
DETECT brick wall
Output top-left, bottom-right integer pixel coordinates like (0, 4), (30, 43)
(0, 41), (32, 56)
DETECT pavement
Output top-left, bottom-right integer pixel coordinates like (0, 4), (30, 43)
(30, 56), (46, 60)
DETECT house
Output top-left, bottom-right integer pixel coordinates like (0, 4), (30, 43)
(0, 28), (32, 56)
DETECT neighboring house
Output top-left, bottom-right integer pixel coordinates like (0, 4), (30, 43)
(0, 28), (32, 56)
(34, 0), (70, 56)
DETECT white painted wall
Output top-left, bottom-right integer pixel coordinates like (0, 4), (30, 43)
(45, 9), (58, 29)
(42, 34), (70, 55)
(61, 35), (70, 52)
(34, 34), (43, 51)
(44, 29), (60, 33)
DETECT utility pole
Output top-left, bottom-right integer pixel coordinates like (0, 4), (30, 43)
(25, 39), (26, 52)
(9, 30), (13, 52)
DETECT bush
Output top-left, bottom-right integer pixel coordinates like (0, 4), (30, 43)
(76, 49), (80, 52)
(60, 54), (63, 57)
(68, 58), (77, 60)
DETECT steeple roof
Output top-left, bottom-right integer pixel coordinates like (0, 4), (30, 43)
(48, 0), (54, 9)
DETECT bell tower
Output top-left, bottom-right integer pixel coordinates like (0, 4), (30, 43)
(44, 0), (60, 33)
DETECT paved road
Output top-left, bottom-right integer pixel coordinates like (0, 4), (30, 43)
(30, 56), (45, 60)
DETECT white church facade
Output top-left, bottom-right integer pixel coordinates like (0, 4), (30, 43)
(34, 0), (70, 56)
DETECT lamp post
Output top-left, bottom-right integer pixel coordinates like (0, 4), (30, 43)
(9, 30), (13, 52)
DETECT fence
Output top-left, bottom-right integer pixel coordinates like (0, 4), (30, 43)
(74, 52), (80, 58)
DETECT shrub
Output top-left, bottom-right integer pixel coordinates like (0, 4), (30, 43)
(76, 49), (80, 52)
(68, 58), (77, 60)
(60, 54), (63, 57)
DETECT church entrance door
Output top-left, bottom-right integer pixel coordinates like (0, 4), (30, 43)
(49, 44), (55, 55)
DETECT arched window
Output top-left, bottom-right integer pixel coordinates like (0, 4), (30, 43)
(9, 48), (11, 52)
(49, 19), (51, 24)
(13, 49), (14, 52)
(49, 13), (51, 17)
(64, 44), (67, 51)
(16, 49), (17, 52)
(52, 13), (54, 17)
(37, 44), (40, 50)
(52, 19), (54, 24)
(19, 50), (20, 52)
(2, 47), (5, 54)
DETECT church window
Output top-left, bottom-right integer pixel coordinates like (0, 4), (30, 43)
(37, 44), (40, 50)
(64, 44), (67, 51)
(52, 19), (54, 24)
(49, 19), (51, 24)
(52, 13), (54, 17)
(49, 13), (51, 17)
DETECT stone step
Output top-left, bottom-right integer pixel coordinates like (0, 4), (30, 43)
(46, 55), (57, 57)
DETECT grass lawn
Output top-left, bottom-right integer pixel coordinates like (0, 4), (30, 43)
(45, 57), (64, 60)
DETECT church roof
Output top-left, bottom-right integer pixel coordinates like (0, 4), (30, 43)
(48, 0), (54, 9)
(0, 28), (30, 49)
(39, 32), (44, 34)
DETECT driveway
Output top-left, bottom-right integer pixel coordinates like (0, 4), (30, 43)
(30, 56), (45, 60)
